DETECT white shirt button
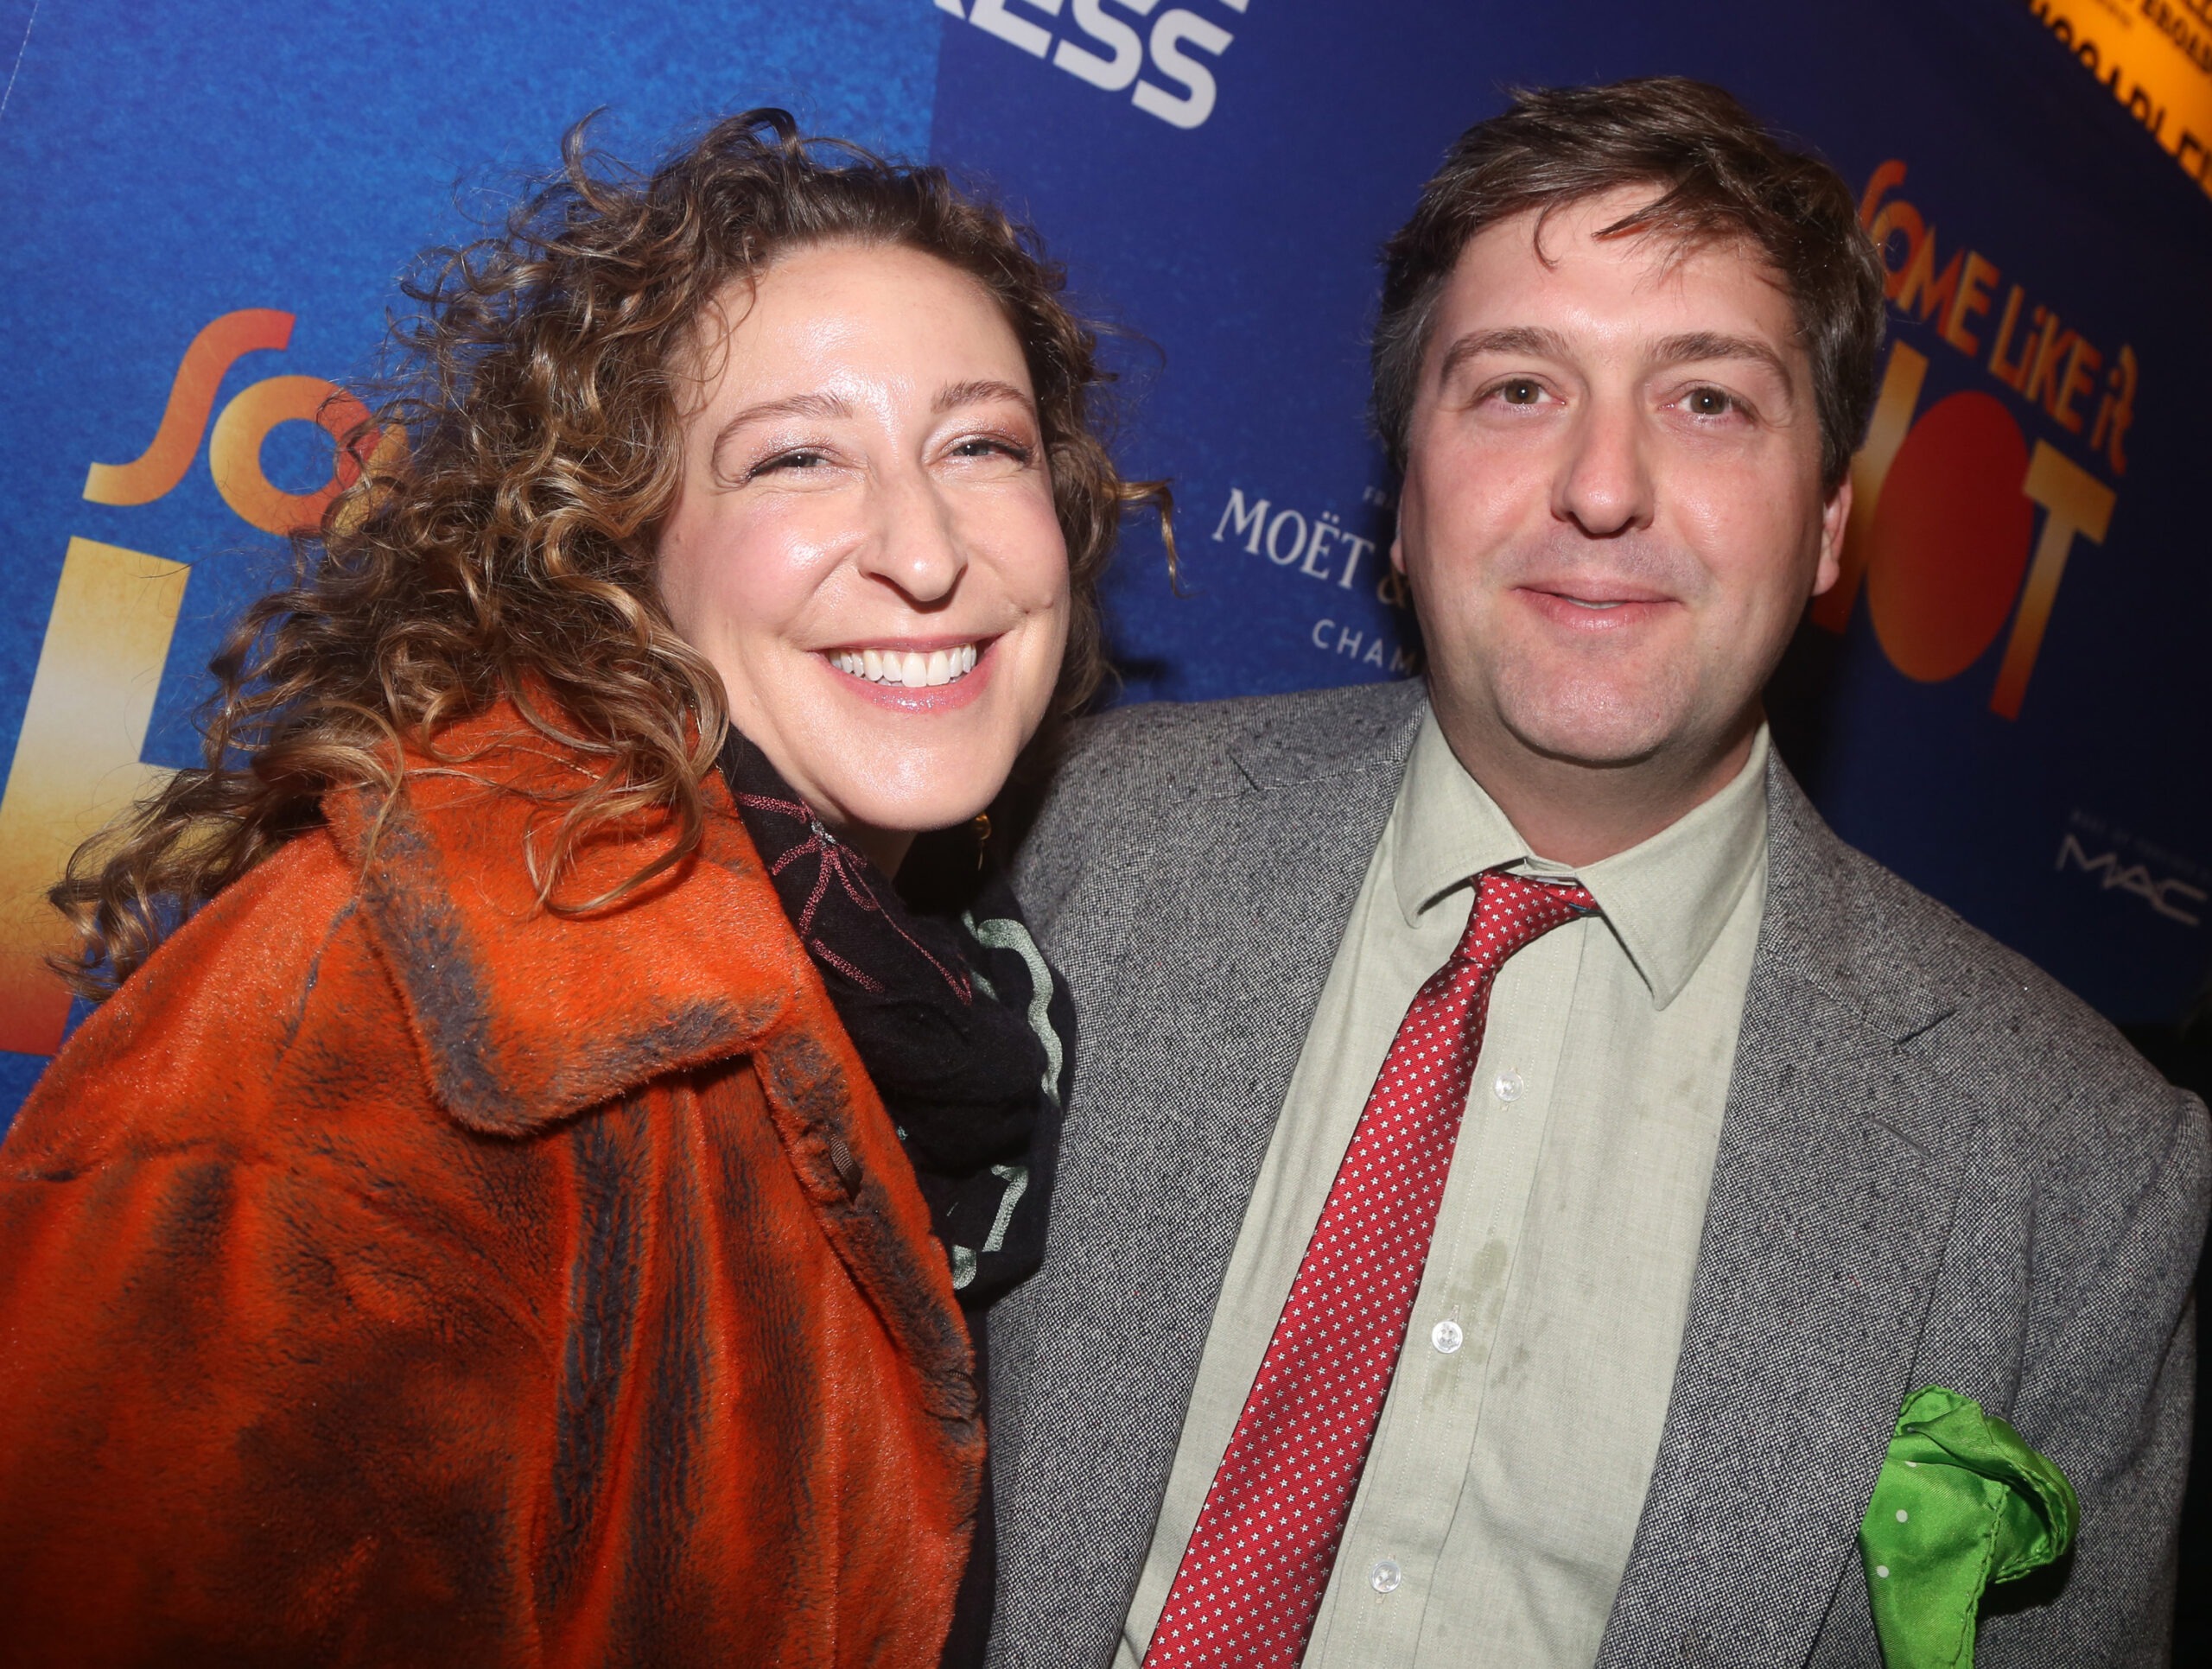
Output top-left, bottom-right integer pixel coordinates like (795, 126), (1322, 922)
(1493, 1070), (1524, 1102)
(1432, 1318), (1464, 1354)
(1370, 1558), (1402, 1594)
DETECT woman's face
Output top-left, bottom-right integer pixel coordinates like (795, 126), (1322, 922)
(657, 242), (1071, 872)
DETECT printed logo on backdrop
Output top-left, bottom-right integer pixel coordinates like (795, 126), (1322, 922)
(1819, 159), (2205, 939)
(0, 310), (385, 1058)
(2060, 811), (2207, 927)
(1211, 482), (1423, 677)
(937, 0), (1250, 129)
(1816, 158), (2135, 720)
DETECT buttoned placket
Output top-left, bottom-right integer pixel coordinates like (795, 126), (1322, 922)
(1303, 891), (1592, 1665)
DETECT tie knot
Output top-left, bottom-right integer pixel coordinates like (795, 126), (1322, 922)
(1453, 869), (1597, 974)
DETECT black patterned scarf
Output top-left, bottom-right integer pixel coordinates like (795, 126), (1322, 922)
(718, 728), (1069, 1316)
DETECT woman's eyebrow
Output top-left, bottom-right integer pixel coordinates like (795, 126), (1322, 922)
(714, 390), (854, 440)
(709, 391), (854, 470)
(933, 378), (1035, 415)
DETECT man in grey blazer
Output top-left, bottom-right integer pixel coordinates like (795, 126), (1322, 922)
(986, 79), (2209, 1667)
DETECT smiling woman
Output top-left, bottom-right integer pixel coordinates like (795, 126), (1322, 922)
(657, 241), (1077, 875)
(0, 111), (1162, 1668)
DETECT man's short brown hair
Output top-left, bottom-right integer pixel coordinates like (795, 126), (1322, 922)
(1371, 77), (1885, 493)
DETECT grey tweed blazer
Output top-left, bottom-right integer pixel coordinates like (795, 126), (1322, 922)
(987, 678), (2209, 1668)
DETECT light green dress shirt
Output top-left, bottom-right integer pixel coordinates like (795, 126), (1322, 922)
(1118, 711), (1772, 1669)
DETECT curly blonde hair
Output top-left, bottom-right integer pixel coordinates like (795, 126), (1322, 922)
(56, 109), (1166, 998)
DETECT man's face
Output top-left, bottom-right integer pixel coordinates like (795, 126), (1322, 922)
(1394, 187), (1848, 775)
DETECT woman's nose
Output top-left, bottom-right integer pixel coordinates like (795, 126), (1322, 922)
(855, 464), (967, 605)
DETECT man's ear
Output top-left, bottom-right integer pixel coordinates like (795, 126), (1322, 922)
(1811, 476), (1852, 598)
(1389, 530), (1407, 574)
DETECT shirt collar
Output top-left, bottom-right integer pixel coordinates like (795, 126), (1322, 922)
(1390, 710), (1770, 1011)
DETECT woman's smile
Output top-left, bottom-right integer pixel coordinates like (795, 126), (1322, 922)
(827, 638), (984, 689)
(821, 635), (1000, 714)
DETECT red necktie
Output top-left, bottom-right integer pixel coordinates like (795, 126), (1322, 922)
(1144, 869), (1598, 1669)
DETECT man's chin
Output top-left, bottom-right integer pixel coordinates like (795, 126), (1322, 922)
(1493, 701), (1681, 772)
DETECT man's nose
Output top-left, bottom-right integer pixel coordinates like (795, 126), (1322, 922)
(855, 461), (966, 606)
(1554, 394), (1656, 538)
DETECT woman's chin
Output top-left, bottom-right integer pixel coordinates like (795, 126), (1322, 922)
(826, 777), (1007, 844)
(817, 705), (1045, 824)
(817, 745), (1002, 821)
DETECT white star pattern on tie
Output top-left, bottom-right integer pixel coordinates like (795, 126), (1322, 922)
(1143, 869), (1597, 1669)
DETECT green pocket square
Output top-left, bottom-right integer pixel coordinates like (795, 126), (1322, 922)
(1859, 1386), (2079, 1669)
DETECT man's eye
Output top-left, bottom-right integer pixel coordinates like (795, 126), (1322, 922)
(1496, 378), (1544, 406)
(1685, 387), (1737, 417)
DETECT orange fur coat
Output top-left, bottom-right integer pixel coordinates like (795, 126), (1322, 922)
(0, 707), (981, 1667)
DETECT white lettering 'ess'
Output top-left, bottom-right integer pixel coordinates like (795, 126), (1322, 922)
(939, 0), (1249, 130)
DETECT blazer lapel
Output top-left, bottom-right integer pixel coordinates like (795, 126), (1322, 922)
(993, 681), (1427, 1666)
(1594, 764), (1978, 1668)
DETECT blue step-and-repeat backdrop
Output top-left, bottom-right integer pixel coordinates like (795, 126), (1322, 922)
(3, 0), (2208, 1126)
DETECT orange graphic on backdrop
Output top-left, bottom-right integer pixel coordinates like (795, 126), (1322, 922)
(1, 310), (387, 1057)
(0, 543), (189, 1055)
(1815, 162), (2131, 720)
(2029, 0), (2212, 199)
(1866, 391), (2036, 684)
(1993, 444), (2113, 720)
(209, 374), (380, 536)
(1820, 337), (2120, 717)
(83, 309), (296, 507)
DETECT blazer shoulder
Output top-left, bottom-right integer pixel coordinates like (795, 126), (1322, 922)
(1768, 771), (2201, 1182)
(1042, 678), (1422, 815)
(1014, 679), (1424, 913)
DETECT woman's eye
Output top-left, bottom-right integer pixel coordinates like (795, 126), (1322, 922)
(748, 449), (827, 479)
(950, 436), (1030, 463)
(1494, 378), (1544, 406)
(1684, 387), (1737, 417)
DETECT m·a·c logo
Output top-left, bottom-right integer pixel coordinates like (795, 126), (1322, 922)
(2056, 833), (2205, 927)
(938, 0), (1250, 130)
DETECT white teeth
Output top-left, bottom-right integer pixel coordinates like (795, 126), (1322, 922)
(830, 643), (984, 687)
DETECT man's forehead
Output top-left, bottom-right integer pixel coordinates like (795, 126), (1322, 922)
(1464, 185), (1770, 270)
(1436, 199), (1801, 362)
